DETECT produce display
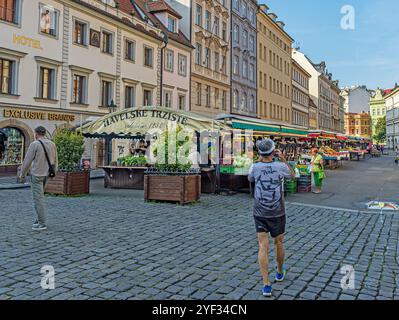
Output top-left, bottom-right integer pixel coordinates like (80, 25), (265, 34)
(118, 155), (148, 167)
(320, 146), (340, 157)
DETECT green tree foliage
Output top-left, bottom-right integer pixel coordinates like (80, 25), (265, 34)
(373, 116), (386, 144)
(53, 129), (85, 172)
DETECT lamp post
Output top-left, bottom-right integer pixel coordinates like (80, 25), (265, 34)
(109, 100), (117, 114)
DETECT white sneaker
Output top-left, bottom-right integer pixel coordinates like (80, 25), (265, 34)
(32, 224), (47, 231)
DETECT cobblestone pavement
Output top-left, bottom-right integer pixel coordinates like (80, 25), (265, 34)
(0, 182), (398, 300)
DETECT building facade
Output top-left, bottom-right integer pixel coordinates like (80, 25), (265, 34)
(344, 112), (372, 139)
(231, 0), (257, 117)
(369, 88), (387, 143)
(140, 0), (193, 111)
(385, 86), (399, 150)
(190, 0), (230, 116)
(340, 85), (374, 114)
(291, 60), (310, 128)
(331, 82), (342, 133)
(257, 4), (293, 124)
(0, 0), (165, 173)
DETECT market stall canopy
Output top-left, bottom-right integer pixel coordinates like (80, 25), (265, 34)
(78, 106), (230, 138)
(216, 114), (308, 137)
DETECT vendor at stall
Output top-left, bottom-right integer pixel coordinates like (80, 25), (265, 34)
(310, 148), (325, 194)
(130, 139), (148, 156)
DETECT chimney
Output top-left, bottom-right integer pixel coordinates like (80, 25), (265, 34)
(268, 13), (278, 22)
(276, 21), (285, 29)
(259, 4), (269, 14)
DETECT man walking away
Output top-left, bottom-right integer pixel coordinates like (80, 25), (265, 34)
(248, 139), (295, 297)
(19, 126), (58, 231)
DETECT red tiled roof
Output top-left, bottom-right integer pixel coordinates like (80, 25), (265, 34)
(146, 0), (183, 19)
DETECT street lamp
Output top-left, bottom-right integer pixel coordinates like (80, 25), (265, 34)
(109, 100), (117, 114)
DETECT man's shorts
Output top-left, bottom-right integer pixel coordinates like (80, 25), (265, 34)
(254, 215), (286, 238)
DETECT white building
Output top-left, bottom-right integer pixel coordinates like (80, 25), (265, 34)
(0, 0), (165, 173)
(340, 85), (374, 114)
(385, 86), (399, 150)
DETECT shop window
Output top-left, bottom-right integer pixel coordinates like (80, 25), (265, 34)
(39, 4), (59, 37)
(0, 127), (24, 166)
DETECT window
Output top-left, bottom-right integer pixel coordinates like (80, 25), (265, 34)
(233, 55), (239, 75)
(243, 30), (248, 47)
(233, 0), (239, 11)
(165, 49), (174, 72)
(233, 90), (239, 109)
(164, 90), (172, 108)
(214, 88), (219, 109)
(196, 83), (201, 105)
(222, 90), (226, 110)
(214, 52), (219, 71)
(144, 46), (153, 67)
(72, 74), (87, 104)
(204, 48), (210, 68)
(249, 64), (255, 82)
(178, 94), (185, 110)
(195, 43), (202, 65)
(242, 2), (247, 17)
(125, 86), (135, 108)
(102, 31), (113, 54)
(205, 10), (211, 31)
(39, 5), (58, 37)
(241, 92), (247, 110)
(214, 17), (220, 37)
(221, 55), (227, 74)
(74, 20), (88, 46)
(167, 16), (176, 33)
(0, 58), (13, 94)
(178, 54), (187, 76)
(249, 9), (255, 24)
(205, 85), (210, 107)
(101, 80), (113, 107)
(242, 60), (248, 78)
(143, 89), (152, 106)
(222, 22), (227, 41)
(249, 35), (255, 52)
(125, 39), (135, 61)
(0, 0), (18, 24)
(195, 4), (202, 26)
(39, 67), (55, 99)
(249, 95), (254, 112)
(233, 24), (239, 43)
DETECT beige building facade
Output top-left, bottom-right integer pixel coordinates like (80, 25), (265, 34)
(291, 60), (310, 129)
(257, 4), (293, 123)
(190, 0), (230, 116)
(0, 0), (165, 173)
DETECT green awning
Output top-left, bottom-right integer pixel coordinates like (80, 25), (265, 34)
(232, 121), (280, 133)
(280, 127), (308, 136)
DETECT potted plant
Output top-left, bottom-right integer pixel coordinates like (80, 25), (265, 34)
(144, 126), (201, 204)
(45, 129), (89, 195)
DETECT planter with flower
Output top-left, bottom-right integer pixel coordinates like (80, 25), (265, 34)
(45, 129), (89, 195)
(144, 126), (200, 204)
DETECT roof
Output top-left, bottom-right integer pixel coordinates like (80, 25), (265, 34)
(72, 0), (163, 41)
(133, 0), (193, 49)
(146, 0), (182, 19)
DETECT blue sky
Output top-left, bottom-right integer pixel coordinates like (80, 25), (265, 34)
(261, 0), (399, 89)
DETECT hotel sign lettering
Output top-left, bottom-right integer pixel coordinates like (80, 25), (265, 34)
(13, 34), (43, 50)
(3, 109), (75, 122)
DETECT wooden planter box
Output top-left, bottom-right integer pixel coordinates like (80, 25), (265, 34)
(101, 166), (146, 190)
(144, 174), (201, 205)
(45, 171), (90, 195)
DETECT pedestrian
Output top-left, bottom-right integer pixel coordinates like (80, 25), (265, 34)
(248, 139), (295, 297)
(310, 148), (325, 194)
(380, 144), (384, 155)
(19, 126), (58, 231)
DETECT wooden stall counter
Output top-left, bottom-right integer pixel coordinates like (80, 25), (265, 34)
(100, 166), (147, 190)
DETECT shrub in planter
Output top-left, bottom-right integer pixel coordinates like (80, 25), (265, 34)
(144, 126), (200, 204)
(45, 130), (89, 195)
(118, 155), (148, 167)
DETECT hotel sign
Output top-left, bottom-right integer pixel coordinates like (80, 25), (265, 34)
(3, 109), (75, 122)
(13, 34), (43, 50)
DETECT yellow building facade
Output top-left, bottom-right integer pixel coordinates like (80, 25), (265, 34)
(257, 4), (293, 123)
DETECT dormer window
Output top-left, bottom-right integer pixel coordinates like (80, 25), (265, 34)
(167, 16), (176, 33)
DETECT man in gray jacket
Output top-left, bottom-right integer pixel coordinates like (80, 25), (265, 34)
(19, 126), (58, 231)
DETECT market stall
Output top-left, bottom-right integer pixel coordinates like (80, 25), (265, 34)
(79, 106), (229, 194)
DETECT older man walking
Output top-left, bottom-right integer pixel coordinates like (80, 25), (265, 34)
(248, 139), (295, 297)
(19, 126), (58, 231)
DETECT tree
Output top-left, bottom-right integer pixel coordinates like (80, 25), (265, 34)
(373, 116), (386, 144)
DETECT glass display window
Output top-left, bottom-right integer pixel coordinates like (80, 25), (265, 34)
(0, 127), (25, 166)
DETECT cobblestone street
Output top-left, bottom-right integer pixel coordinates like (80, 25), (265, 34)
(1, 177), (398, 300)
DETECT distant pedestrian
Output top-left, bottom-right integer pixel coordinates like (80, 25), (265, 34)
(310, 148), (325, 194)
(380, 145), (384, 155)
(248, 139), (295, 297)
(19, 126), (58, 231)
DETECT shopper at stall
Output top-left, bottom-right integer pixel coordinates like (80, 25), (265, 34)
(19, 126), (58, 231)
(248, 139), (295, 297)
(130, 139), (147, 156)
(310, 148), (325, 194)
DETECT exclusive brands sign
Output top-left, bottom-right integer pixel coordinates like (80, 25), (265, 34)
(3, 108), (75, 122)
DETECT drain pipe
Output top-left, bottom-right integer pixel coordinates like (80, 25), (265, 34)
(159, 31), (168, 106)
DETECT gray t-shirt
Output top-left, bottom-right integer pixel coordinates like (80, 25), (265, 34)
(248, 161), (292, 218)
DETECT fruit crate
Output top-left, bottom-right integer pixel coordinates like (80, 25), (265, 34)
(297, 185), (311, 193)
(220, 166), (235, 174)
(284, 179), (297, 194)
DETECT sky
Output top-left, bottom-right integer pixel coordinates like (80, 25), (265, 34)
(260, 0), (399, 90)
